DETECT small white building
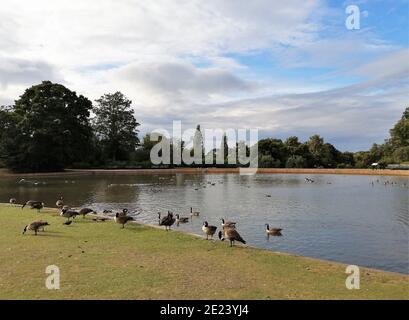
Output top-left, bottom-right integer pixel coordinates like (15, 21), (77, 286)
(371, 163), (380, 169)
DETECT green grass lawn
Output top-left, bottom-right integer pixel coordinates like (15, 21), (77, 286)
(0, 205), (408, 300)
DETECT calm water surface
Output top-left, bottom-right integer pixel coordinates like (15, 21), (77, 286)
(1, 173), (408, 274)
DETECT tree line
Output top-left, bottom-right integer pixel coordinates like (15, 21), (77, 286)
(0, 81), (407, 172)
(0, 81), (139, 172)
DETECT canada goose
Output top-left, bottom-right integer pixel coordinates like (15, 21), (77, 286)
(265, 224), (282, 236)
(9, 198), (17, 205)
(202, 221), (217, 240)
(159, 211), (176, 231)
(117, 208), (129, 217)
(266, 194), (272, 198)
(78, 208), (96, 218)
(190, 207), (200, 217)
(60, 208), (79, 221)
(103, 209), (113, 214)
(22, 200), (44, 212)
(22, 200), (36, 209)
(176, 214), (190, 224)
(218, 227), (246, 247)
(221, 218), (237, 229)
(56, 196), (64, 208)
(31, 202), (44, 212)
(22, 221), (50, 235)
(115, 212), (134, 228)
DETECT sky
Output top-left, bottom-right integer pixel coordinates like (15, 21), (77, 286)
(0, 0), (408, 151)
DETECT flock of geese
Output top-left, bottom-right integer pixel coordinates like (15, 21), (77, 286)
(371, 179), (408, 188)
(155, 209), (281, 246)
(155, 210), (251, 246)
(11, 196), (283, 247)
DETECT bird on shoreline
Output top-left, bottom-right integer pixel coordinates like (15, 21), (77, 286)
(22, 221), (50, 235)
(56, 196), (64, 208)
(22, 200), (44, 212)
(78, 208), (96, 218)
(117, 208), (129, 217)
(60, 207), (79, 222)
(115, 212), (134, 229)
(218, 227), (246, 247)
(159, 211), (176, 231)
(265, 224), (282, 236)
(221, 218), (236, 229)
(202, 221), (217, 240)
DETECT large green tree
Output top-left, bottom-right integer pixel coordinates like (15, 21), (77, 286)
(93, 92), (140, 162)
(258, 138), (287, 166)
(360, 107), (409, 165)
(386, 107), (409, 163)
(0, 81), (93, 172)
(389, 107), (409, 149)
(306, 135), (341, 168)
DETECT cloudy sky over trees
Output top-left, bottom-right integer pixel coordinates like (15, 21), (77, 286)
(0, 0), (408, 151)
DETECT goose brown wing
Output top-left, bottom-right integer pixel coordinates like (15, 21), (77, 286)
(227, 228), (246, 244)
(160, 216), (169, 225)
(79, 208), (94, 215)
(29, 220), (48, 230)
(120, 216), (134, 223)
(29, 221), (43, 229)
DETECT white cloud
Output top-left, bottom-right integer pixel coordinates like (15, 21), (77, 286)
(0, 0), (407, 151)
(111, 61), (256, 103)
(0, 56), (61, 87)
(129, 49), (409, 151)
(275, 33), (397, 70)
(353, 48), (409, 81)
(0, 0), (322, 67)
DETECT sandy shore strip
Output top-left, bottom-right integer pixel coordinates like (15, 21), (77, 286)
(0, 167), (408, 177)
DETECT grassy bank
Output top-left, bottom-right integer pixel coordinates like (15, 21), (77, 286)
(1, 167), (409, 177)
(0, 205), (407, 300)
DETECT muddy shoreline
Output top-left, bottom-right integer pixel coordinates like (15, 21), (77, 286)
(1, 168), (408, 177)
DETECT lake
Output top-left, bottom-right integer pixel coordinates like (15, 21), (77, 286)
(1, 173), (408, 274)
